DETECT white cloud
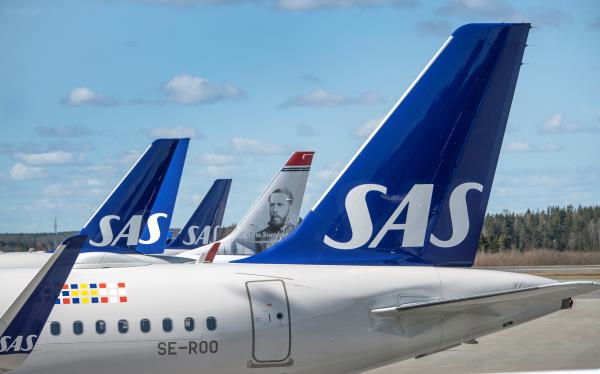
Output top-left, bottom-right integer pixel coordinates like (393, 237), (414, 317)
(85, 165), (116, 175)
(315, 162), (344, 182)
(36, 124), (93, 137)
(139, 0), (418, 10)
(504, 142), (531, 152)
(504, 141), (564, 153)
(43, 178), (106, 198)
(231, 137), (287, 155)
(538, 113), (600, 134)
(44, 183), (72, 197)
(203, 165), (235, 177)
(527, 7), (573, 29)
(147, 126), (198, 139)
(352, 118), (382, 139)
(162, 74), (244, 105)
(29, 199), (59, 210)
(106, 150), (143, 166)
(61, 87), (116, 107)
(14, 150), (76, 166)
(9, 163), (46, 180)
(435, 0), (520, 19)
(435, 1), (574, 30)
(276, 0), (417, 11)
(199, 153), (237, 166)
(280, 89), (384, 108)
(191, 193), (207, 204)
(490, 166), (600, 212)
(535, 143), (564, 152)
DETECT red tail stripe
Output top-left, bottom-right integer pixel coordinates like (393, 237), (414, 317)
(204, 242), (221, 263)
(285, 151), (314, 166)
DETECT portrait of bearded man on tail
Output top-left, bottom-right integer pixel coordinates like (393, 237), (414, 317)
(253, 188), (296, 253)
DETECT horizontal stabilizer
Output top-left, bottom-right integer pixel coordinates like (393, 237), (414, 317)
(370, 281), (599, 317)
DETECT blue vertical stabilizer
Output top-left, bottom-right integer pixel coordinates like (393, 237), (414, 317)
(237, 23), (530, 266)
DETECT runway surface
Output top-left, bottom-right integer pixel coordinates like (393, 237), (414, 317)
(364, 266), (600, 374)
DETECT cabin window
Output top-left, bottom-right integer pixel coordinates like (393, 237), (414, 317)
(184, 317), (194, 332)
(118, 319), (129, 334)
(140, 319), (151, 333)
(206, 317), (217, 331)
(162, 318), (173, 332)
(73, 321), (84, 335)
(96, 320), (106, 334)
(50, 321), (61, 336)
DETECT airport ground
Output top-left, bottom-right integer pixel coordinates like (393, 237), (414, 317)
(365, 266), (600, 374)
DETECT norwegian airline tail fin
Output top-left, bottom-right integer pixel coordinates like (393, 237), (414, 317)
(80, 138), (189, 254)
(165, 179), (231, 252)
(214, 151), (314, 255)
(237, 23), (530, 267)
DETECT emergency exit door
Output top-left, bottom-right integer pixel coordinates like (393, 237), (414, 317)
(246, 280), (293, 367)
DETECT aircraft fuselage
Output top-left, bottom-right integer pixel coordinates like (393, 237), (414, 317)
(0, 263), (559, 374)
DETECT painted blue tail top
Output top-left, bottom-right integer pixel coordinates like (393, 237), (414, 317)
(237, 23), (529, 267)
(80, 138), (189, 253)
(167, 179), (232, 250)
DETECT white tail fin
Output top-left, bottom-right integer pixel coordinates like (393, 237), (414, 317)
(219, 151), (314, 255)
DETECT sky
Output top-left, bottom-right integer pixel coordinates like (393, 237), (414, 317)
(0, 0), (599, 233)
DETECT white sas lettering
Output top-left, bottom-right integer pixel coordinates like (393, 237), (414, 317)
(183, 225), (212, 246)
(139, 213), (168, 245)
(324, 182), (483, 250)
(369, 184), (433, 248)
(430, 182), (483, 247)
(88, 213), (168, 247)
(324, 184), (387, 250)
(88, 215), (120, 247)
(0, 335), (37, 353)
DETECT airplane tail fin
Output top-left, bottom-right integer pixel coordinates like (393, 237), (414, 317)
(0, 235), (85, 371)
(237, 23), (530, 266)
(218, 151), (314, 255)
(80, 138), (189, 254)
(166, 179), (232, 251)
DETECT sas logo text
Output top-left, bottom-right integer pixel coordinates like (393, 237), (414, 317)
(182, 225), (220, 246)
(324, 182), (483, 250)
(89, 213), (167, 247)
(0, 335), (37, 353)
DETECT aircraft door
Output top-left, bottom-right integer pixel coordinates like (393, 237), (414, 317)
(246, 280), (293, 367)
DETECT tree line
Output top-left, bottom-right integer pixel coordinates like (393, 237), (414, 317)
(1, 206), (599, 253)
(479, 205), (600, 253)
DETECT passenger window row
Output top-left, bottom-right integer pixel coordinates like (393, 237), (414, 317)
(50, 316), (217, 336)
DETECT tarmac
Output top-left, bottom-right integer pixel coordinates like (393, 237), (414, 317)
(364, 267), (600, 374)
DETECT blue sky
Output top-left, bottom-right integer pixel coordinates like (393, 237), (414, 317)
(1, 0), (599, 233)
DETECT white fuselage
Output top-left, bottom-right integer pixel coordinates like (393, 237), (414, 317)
(0, 263), (558, 374)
